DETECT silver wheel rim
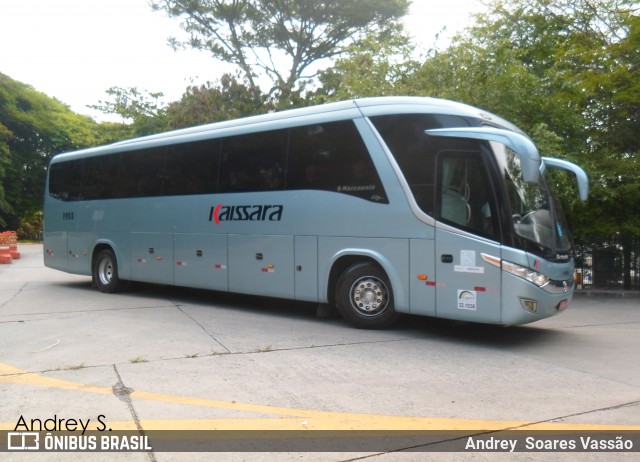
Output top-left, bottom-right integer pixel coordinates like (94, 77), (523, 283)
(349, 276), (389, 317)
(98, 257), (114, 286)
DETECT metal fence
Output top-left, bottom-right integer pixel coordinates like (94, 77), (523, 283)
(575, 245), (640, 291)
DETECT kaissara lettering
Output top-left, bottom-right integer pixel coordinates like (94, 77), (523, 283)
(209, 204), (284, 224)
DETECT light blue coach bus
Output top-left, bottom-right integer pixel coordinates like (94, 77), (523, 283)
(43, 97), (588, 328)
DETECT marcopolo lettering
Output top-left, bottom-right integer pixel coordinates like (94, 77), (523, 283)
(209, 204), (284, 224)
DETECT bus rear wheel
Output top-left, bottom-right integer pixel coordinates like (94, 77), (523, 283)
(92, 249), (125, 293)
(336, 262), (399, 329)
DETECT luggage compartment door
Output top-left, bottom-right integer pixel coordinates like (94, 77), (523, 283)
(228, 234), (294, 299)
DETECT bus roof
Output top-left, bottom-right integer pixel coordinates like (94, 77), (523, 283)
(50, 96), (522, 163)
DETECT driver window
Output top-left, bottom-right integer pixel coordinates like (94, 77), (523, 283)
(437, 151), (499, 240)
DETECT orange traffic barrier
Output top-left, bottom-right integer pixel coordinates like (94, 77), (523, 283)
(0, 231), (19, 263)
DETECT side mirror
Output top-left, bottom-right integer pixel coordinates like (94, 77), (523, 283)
(542, 157), (589, 201)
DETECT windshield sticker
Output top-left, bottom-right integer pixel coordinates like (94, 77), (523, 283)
(455, 250), (485, 274)
(461, 250), (476, 267)
(457, 290), (477, 311)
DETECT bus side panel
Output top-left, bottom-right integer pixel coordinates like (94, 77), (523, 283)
(409, 238), (436, 316)
(130, 232), (174, 284)
(174, 233), (228, 291)
(43, 231), (68, 272)
(318, 237), (410, 313)
(228, 234), (294, 299)
(65, 203), (92, 275)
(43, 199), (71, 272)
(294, 235), (318, 302)
(67, 232), (92, 276)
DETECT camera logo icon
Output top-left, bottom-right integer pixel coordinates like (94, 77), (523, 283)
(7, 432), (40, 451)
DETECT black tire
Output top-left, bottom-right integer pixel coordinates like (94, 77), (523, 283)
(92, 249), (126, 293)
(335, 262), (399, 329)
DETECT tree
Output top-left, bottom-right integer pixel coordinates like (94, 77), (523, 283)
(89, 86), (167, 137)
(411, 3), (591, 158)
(151, 0), (409, 105)
(310, 26), (418, 103)
(92, 74), (269, 136)
(0, 122), (12, 224)
(163, 74), (269, 129)
(0, 73), (111, 229)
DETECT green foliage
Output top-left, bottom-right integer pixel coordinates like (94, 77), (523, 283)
(411, 13), (587, 156)
(92, 75), (270, 137)
(17, 209), (43, 241)
(151, 0), (409, 105)
(163, 74), (269, 129)
(0, 122), (12, 220)
(89, 86), (168, 137)
(309, 26), (418, 103)
(0, 73), (107, 229)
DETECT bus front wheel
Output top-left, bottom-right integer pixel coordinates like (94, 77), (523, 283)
(336, 262), (399, 329)
(92, 249), (125, 293)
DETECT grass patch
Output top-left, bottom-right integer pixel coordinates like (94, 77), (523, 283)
(65, 363), (85, 370)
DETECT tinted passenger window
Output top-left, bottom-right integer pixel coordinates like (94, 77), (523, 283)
(49, 159), (83, 201)
(50, 120), (390, 203)
(120, 148), (166, 197)
(164, 139), (220, 196)
(83, 154), (122, 199)
(219, 130), (288, 193)
(287, 120), (387, 203)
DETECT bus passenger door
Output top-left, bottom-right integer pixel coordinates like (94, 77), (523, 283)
(434, 151), (502, 323)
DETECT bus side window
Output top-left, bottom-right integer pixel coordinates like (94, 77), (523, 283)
(436, 151), (499, 240)
(83, 154), (122, 200)
(287, 121), (387, 203)
(163, 139), (220, 196)
(120, 147), (166, 198)
(49, 159), (83, 201)
(219, 130), (288, 193)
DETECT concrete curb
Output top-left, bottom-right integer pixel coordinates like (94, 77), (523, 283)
(575, 289), (640, 299)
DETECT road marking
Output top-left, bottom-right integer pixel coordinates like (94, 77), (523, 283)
(2, 362), (639, 431)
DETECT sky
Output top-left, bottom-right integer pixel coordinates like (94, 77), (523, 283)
(0, 0), (483, 121)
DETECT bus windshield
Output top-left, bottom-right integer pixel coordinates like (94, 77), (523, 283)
(493, 143), (572, 258)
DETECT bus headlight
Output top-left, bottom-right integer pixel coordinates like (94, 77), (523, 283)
(502, 260), (549, 287)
